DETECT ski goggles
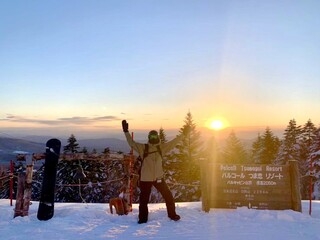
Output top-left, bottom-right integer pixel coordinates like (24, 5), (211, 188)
(148, 134), (159, 140)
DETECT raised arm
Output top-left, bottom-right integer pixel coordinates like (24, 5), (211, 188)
(122, 120), (144, 156)
(161, 134), (184, 154)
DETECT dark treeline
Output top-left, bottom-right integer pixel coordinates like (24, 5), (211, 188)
(1, 116), (320, 202)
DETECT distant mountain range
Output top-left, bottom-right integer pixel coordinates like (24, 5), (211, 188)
(0, 136), (130, 165)
(0, 127), (284, 166)
(0, 137), (45, 165)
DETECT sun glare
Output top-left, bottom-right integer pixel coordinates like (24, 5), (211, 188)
(205, 117), (229, 131)
(210, 120), (223, 130)
(207, 118), (230, 131)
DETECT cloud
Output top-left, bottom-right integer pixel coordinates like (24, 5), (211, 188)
(92, 116), (119, 121)
(1, 114), (121, 126)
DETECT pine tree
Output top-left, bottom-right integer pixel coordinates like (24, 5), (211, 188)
(307, 127), (320, 199)
(251, 134), (263, 163)
(262, 127), (280, 164)
(254, 127), (280, 164)
(301, 120), (318, 147)
(80, 147), (88, 154)
(300, 119), (318, 166)
(167, 111), (203, 201)
(103, 147), (110, 154)
(177, 112), (202, 181)
(32, 154), (126, 203)
(159, 127), (167, 143)
(300, 120), (318, 199)
(274, 119), (301, 165)
(63, 134), (80, 153)
(221, 130), (248, 164)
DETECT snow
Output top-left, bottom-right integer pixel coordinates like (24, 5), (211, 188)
(1, 200), (320, 239)
(12, 151), (30, 154)
(312, 150), (320, 156)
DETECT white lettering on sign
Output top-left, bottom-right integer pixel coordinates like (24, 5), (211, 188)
(248, 173), (263, 179)
(253, 189), (269, 194)
(220, 165), (237, 171)
(241, 166), (263, 172)
(222, 173), (246, 179)
(226, 180), (253, 185)
(256, 181), (277, 186)
(265, 173), (284, 180)
(266, 166), (283, 172)
(214, 164), (291, 210)
(223, 189), (239, 194)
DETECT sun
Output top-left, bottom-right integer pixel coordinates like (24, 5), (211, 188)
(207, 118), (229, 131)
(210, 120), (224, 130)
(205, 117), (229, 131)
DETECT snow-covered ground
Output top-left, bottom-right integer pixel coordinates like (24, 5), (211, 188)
(1, 199), (320, 239)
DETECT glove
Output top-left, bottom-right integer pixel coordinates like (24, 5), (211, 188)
(122, 120), (129, 132)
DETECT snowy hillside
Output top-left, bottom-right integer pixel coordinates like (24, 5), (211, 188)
(1, 200), (320, 239)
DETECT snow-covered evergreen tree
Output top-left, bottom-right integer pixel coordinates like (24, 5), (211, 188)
(299, 120), (318, 199)
(63, 134), (80, 153)
(274, 119), (318, 199)
(274, 119), (301, 165)
(31, 153), (126, 203)
(221, 130), (248, 164)
(306, 128), (320, 200)
(252, 127), (280, 164)
(251, 134), (263, 163)
(165, 111), (203, 202)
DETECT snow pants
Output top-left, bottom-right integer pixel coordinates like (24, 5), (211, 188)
(139, 179), (177, 222)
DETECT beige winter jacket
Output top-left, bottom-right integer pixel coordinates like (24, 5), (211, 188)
(124, 132), (183, 182)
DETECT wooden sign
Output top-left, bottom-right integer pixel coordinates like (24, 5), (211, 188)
(200, 161), (301, 212)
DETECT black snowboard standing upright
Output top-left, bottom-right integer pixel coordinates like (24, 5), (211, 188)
(37, 138), (61, 221)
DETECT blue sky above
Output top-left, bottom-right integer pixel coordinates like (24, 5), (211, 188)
(1, 0), (319, 138)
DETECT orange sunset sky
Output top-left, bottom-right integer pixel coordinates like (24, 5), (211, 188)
(1, 1), (319, 139)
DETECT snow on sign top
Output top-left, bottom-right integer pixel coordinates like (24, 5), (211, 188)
(13, 151), (30, 154)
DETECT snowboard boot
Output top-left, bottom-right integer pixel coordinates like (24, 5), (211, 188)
(138, 219), (148, 224)
(169, 214), (181, 221)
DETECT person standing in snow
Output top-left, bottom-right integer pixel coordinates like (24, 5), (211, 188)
(122, 120), (182, 224)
